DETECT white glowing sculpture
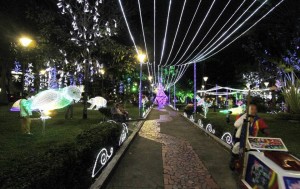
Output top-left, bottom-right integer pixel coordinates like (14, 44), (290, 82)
(31, 86), (81, 111)
(87, 96), (107, 110)
(205, 123), (215, 134)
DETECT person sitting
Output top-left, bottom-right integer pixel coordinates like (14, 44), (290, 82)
(229, 104), (269, 170)
(184, 103), (194, 117)
(119, 104), (129, 120)
(111, 103), (126, 122)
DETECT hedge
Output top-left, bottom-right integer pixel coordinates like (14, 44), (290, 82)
(0, 122), (123, 189)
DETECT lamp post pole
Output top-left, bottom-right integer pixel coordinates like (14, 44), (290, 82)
(139, 61), (143, 118)
(193, 62), (197, 116)
(137, 53), (146, 118)
(173, 84), (176, 109)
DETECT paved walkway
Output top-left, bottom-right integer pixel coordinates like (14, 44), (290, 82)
(105, 108), (238, 189)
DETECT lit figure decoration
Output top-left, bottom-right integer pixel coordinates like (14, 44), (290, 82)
(196, 96), (212, 118)
(154, 83), (168, 108)
(31, 86), (81, 112)
(92, 147), (114, 178)
(87, 96), (107, 110)
(220, 105), (245, 115)
(119, 123), (128, 146)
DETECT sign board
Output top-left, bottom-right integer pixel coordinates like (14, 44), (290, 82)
(247, 137), (288, 152)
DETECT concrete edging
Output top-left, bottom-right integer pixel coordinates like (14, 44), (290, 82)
(90, 108), (152, 189)
(180, 113), (232, 151)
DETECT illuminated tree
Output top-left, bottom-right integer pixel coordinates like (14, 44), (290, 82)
(57, 0), (119, 119)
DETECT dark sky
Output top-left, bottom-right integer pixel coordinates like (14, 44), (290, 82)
(0, 0), (298, 88)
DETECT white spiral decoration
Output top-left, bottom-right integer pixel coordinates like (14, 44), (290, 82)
(92, 147), (114, 178)
(221, 132), (233, 145)
(189, 115), (194, 122)
(183, 112), (187, 117)
(205, 123), (215, 134)
(198, 119), (203, 128)
(119, 123), (128, 146)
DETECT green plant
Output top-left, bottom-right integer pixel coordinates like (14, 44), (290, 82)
(283, 80), (300, 114)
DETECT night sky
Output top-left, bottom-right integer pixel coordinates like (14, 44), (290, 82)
(0, 0), (298, 88)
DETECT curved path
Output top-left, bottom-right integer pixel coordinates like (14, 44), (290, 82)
(105, 107), (238, 189)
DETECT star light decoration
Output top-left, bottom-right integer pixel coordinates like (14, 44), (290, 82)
(57, 0), (117, 47)
(24, 63), (35, 93)
(11, 61), (22, 82)
(57, 0), (117, 83)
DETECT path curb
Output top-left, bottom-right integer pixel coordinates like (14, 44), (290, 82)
(90, 108), (152, 189)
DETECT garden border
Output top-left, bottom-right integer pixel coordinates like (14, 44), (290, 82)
(180, 113), (232, 151)
(90, 107), (152, 189)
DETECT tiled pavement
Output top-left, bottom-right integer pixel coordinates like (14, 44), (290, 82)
(105, 108), (237, 189)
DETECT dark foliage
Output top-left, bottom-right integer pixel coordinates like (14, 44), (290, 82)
(0, 122), (122, 189)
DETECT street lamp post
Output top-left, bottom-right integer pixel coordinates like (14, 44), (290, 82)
(138, 53), (146, 118)
(19, 37), (33, 96)
(203, 76), (208, 89)
(264, 82), (269, 106)
(148, 76), (153, 100)
(99, 68), (105, 96)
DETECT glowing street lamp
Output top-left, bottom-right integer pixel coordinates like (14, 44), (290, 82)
(203, 76), (208, 90)
(19, 37), (33, 47)
(264, 82), (269, 88)
(40, 70), (46, 75)
(137, 52), (146, 118)
(148, 76), (153, 81)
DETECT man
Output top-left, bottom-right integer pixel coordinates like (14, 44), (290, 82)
(229, 104), (269, 170)
(65, 99), (75, 119)
(20, 94), (32, 134)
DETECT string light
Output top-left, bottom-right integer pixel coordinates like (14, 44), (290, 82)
(163, 0), (187, 66)
(168, 0), (203, 66)
(173, 0), (216, 66)
(194, 0), (265, 62)
(158, 0), (172, 66)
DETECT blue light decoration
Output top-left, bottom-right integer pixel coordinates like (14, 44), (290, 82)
(119, 82), (124, 94)
(11, 61), (22, 82)
(24, 63), (35, 93)
(48, 67), (58, 89)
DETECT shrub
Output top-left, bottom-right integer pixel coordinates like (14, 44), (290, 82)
(0, 122), (122, 189)
(99, 107), (112, 118)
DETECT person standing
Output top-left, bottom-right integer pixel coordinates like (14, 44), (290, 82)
(229, 104), (269, 170)
(65, 100), (75, 119)
(20, 94), (32, 134)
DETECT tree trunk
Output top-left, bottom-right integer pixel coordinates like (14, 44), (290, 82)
(82, 59), (89, 119)
(0, 63), (9, 105)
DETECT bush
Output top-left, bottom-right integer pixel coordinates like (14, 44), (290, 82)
(0, 122), (122, 189)
(99, 107), (112, 118)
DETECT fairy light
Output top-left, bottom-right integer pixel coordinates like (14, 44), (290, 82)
(193, 0), (261, 62)
(137, 0), (150, 78)
(153, 0), (157, 84)
(195, 0), (285, 62)
(159, 0), (172, 66)
(163, 0), (187, 66)
(118, 0), (139, 54)
(173, 0), (216, 66)
(168, 0), (203, 66)
(180, 0), (232, 64)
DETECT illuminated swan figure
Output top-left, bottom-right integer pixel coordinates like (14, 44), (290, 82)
(31, 86), (81, 112)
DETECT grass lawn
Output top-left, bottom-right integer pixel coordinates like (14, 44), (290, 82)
(194, 110), (300, 158)
(0, 102), (139, 171)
